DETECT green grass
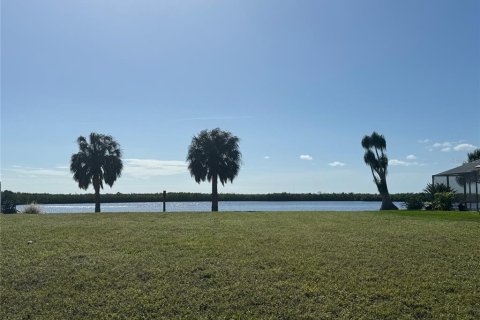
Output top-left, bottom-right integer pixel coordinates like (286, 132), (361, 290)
(1, 211), (479, 319)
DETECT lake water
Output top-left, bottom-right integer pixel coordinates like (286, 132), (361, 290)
(17, 201), (404, 214)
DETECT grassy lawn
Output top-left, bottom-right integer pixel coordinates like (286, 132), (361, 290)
(1, 211), (479, 319)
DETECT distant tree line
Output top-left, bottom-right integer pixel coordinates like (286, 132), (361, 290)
(2, 190), (426, 205)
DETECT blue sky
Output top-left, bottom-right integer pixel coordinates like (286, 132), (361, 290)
(1, 0), (479, 194)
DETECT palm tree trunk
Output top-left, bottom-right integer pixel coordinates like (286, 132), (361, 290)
(94, 184), (101, 213)
(211, 173), (218, 212)
(378, 178), (398, 210)
(380, 193), (398, 210)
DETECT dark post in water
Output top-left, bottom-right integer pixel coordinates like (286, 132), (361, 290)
(163, 190), (166, 212)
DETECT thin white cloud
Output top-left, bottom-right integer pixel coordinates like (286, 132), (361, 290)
(453, 143), (477, 152)
(429, 140), (477, 153)
(123, 159), (188, 178)
(389, 159), (422, 167)
(406, 154), (417, 160)
(300, 155), (313, 161)
(264, 156), (270, 160)
(418, 139), (430, 144)
(7, 160), (189, 180)
(328, 161), (345, 167)
(177, 116), (252, 121)
(6, 166), (70, 177)
(389, 160), (409, 166)
(433, 142), (452, 148)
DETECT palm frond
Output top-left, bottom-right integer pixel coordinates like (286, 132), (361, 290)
(467, 149), (480, 162)
(370, 131), (386, 150)
(361, 136), (371, 149)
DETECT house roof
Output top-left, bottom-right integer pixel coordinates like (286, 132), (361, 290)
(433, 159), (480, 177)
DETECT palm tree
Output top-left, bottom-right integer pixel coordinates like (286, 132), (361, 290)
(187, 128), (242, 212)
(423, 182), (455, 201)
(70, 133), (123, 212)
(361, 132), (398, 210)
(467, 149), (480, 184)
(456, 148), (480, 187)
(467, 148), (480, 162)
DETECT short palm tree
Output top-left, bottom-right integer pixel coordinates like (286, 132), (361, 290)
(187, 128), (242, 212)
(467, 149), (480, 184)
(423, 182), (454, 201)
(467, 148), (480, 162)
(70, 133), (123, 212)
(361, 132), (398, 210)
(456, 148), (480, 187)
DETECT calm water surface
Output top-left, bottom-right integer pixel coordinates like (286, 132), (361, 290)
(17, 201), (403, 214)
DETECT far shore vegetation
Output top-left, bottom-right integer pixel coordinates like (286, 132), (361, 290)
(2, 190), (429, 205)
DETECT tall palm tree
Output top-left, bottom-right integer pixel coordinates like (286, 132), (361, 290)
(70, 133), (123, 213)
(187, 128), (242, 212)
(361, 132), (398, 210)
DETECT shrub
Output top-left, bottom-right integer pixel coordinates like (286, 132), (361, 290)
(1, 190), (18, 214)
(433, 192), (456, 211)
(402, 195), (425, 210)
(22, 202), (43, 214)
(424, 183), (455, 200)
(1, 200), (18, 214)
